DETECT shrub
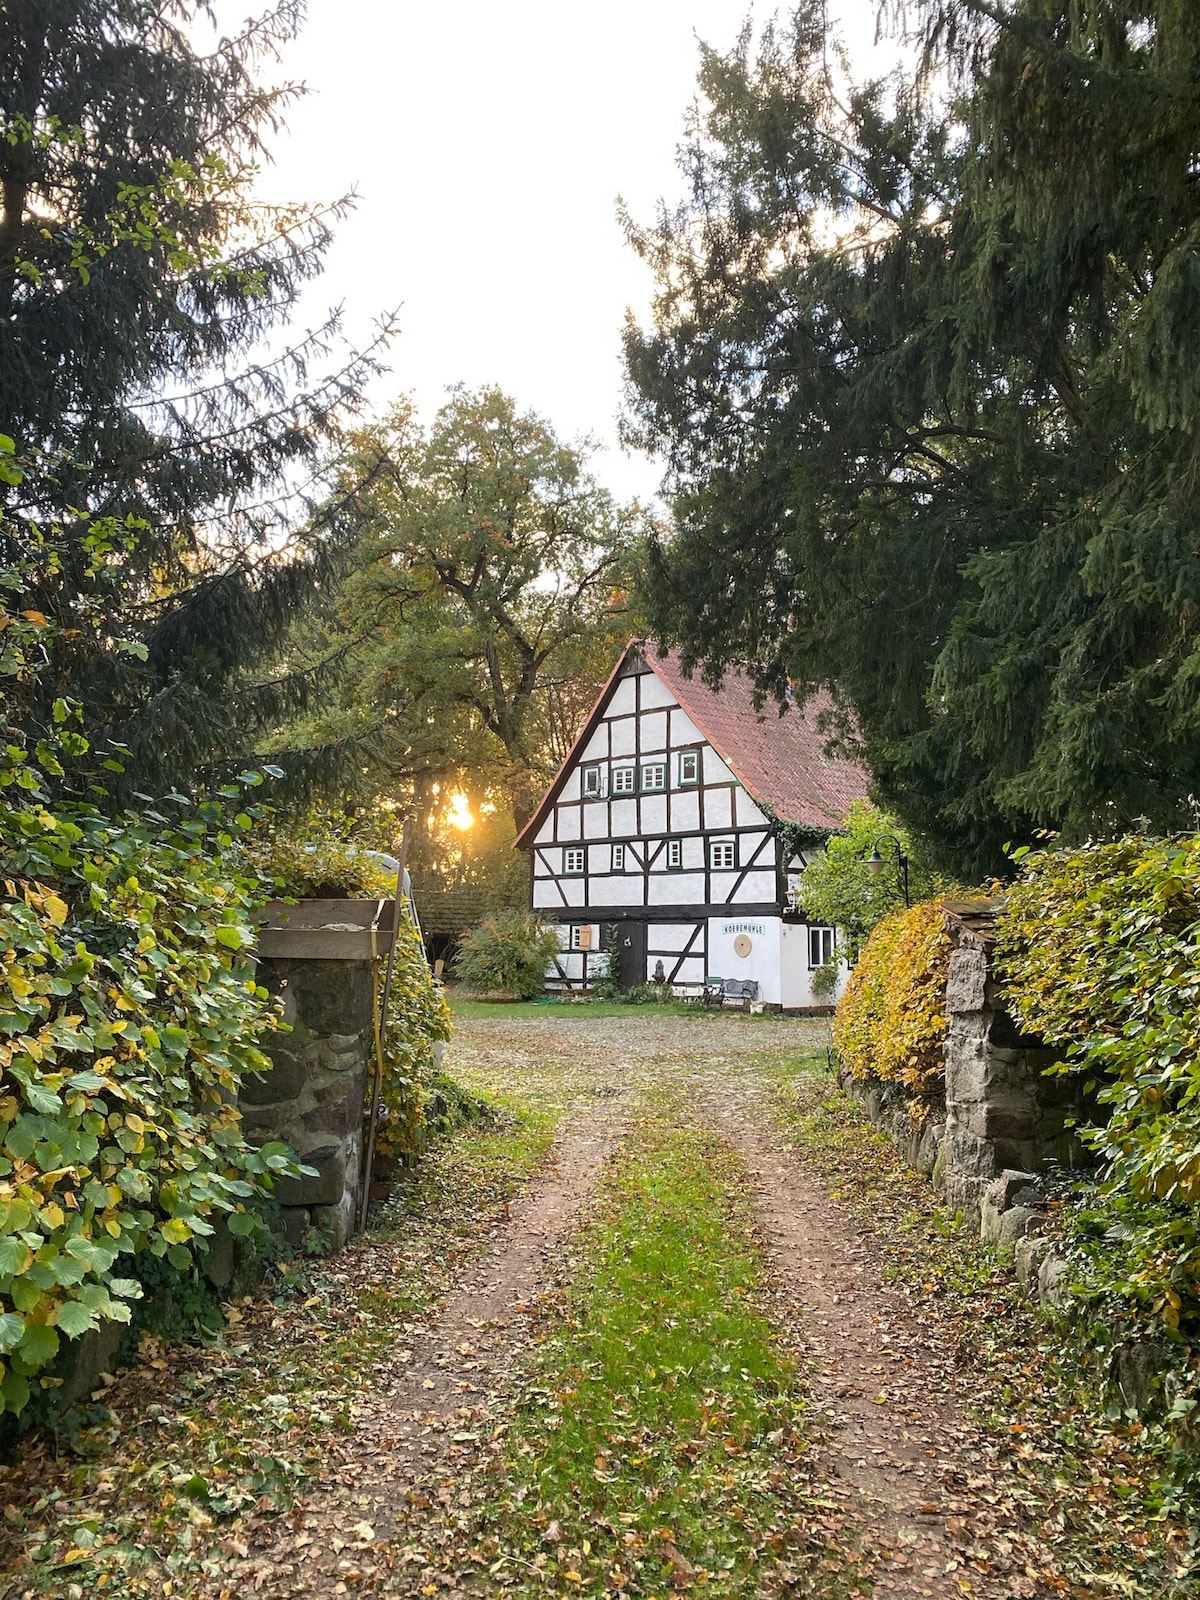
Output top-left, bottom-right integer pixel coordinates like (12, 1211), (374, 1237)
(455, 912), (561, 999)
(797, 800), (953, 961)
(831, 900), (952, 1100)
(996, 834), (1200, 1329)
(0, 460), (306, 1416)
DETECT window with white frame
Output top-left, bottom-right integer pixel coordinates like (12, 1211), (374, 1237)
(665, 837), (683, 871)
(640, 761), (667, 791)
(709, 837), (736, 870)
(809, 926), (836, 967)
(580, 762), (603, 798)
(563, 845), (586, 875)
(568, 924), (593, 951)
(612, 843), (626, 872)
(678, 748), (701, 785)
(612, 765), (636, 794)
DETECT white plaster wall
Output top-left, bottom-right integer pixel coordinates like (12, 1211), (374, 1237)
(674, 955), (707, 985)
(641, 794), (668, 833)
(649, 871), (705, 905)
(641, 674), (676, 709)
(648, 923), (700, 952)
(669, 792), (701, 832)
(610, 678), (637, 715)
(590, 876), (645, 907)
(534, 817), (554, 844)
(610, 718), (636, 757)
(670, 707), (703, 744)
(610, 798), (637, 835)
(640, 710), (668, 751)
(735, 789), (769, 827)
(583, 806), (609, 839)
(702, 748), (732, 784)
(705, 788), (734, 829)
(716, 868), (776, 904)
(557, 809), (581, 841)
(779, 923), (851, 1007)
(580, 726), (609, 762)
(679, 835), (705, 870)
(707, 915), (782, 1004)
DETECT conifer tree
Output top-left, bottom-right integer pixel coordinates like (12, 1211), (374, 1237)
(0, 0), (393, 791)
(623, 1), (1200, 873)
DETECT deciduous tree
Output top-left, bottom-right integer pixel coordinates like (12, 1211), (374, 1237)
(304, 388), (641, 829)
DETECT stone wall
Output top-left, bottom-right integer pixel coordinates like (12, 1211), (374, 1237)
(241, 957), (374, 1251)
(939, 907), (1087, 1222)
(840, 902), (1091, 1231)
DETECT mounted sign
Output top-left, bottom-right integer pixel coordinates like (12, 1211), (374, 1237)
(733, 932), (753, 958)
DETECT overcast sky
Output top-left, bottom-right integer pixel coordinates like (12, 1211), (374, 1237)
(204, 1), (903, 504)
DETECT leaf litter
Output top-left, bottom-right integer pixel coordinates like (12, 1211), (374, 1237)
(1, 1005), (1193, 1599)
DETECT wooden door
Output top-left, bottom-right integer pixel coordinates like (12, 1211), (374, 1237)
(617, 921), (647, 990)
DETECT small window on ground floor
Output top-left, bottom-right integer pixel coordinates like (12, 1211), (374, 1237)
(809, 925), (836, 967)
(568, 924), (593, 951)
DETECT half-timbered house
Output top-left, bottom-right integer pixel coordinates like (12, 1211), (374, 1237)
(514, 641), (870, 1008)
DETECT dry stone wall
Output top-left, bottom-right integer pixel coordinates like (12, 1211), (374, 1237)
(841, 903), (1090, 1249)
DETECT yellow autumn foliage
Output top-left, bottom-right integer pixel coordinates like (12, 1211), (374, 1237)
(831, 900), (952, 1095)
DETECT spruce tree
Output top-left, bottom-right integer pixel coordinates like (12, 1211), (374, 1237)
(0, 0), (392, 792)
(623, 1), (1200, 874)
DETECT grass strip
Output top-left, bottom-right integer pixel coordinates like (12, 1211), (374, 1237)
(455, 1096), (866, 1598)
(0, 1099), (555, 1600)
(757, 1050), (1199, 1598)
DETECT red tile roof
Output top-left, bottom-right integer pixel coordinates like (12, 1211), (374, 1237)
(515, 641), (869, 849)
(648, 646), (869, 829)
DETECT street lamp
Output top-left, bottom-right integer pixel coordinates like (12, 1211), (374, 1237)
(866, 834), (910, 907)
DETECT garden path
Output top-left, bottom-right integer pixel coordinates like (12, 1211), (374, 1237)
(251, 1007), (1027, 1599)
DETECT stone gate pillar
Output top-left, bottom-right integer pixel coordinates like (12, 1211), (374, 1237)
(940, 901), (1084, 1221)
(240, 956), (375, 1252)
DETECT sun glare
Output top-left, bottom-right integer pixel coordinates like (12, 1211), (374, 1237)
(448, 792), (475, 831)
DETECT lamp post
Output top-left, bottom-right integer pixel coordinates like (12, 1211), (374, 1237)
(866, 834), (910, 907)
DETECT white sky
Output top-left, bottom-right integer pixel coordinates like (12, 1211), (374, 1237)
(206, 1), (903, 504)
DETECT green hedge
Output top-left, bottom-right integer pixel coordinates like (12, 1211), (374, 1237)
(996, 836), (1200, 1329)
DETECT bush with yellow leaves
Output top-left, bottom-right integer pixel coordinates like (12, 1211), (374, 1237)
(831, 900), (952, 1099)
